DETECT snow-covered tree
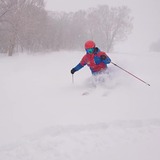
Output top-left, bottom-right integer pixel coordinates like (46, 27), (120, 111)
(87, 5), (133, 52)
(0, 0), (47, 56)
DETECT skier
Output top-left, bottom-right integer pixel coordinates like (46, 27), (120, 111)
(71, 40), (111, 75)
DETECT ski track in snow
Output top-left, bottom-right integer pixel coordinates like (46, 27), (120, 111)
(0, 119), (160, 160)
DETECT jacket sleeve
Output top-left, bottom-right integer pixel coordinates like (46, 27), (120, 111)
(98, 52), (111, 64)
(73, 55), (87, 71)
(74, 63), (84, 71)
(103, 56), (111, 64)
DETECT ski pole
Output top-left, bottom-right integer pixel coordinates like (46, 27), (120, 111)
(111, 62), (150, 86)
(72, 74), (74, 84)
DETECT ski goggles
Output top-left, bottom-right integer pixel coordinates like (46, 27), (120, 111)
(86, 48), (94, 54)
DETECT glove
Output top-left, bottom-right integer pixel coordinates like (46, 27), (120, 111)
(100, 55), (111, 64)
(71, 68), (76, 74)
(100, 55), (107, 60)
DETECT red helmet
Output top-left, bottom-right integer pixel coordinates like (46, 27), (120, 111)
(84, 40), (96, 49)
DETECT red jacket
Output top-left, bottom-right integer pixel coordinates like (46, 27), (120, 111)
(73, 49), (111, 74)
(80, 51), (108, 73)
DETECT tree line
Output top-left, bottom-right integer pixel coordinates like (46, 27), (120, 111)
(0, 0), (133, 56)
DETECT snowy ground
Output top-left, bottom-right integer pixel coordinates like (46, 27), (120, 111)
(0, 51), (160, 160)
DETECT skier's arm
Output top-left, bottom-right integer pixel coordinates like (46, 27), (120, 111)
(100, 55), (111, 64)
(71, 63), (84, 74)
(94, 52), (111, 65)
(71, 56), (87, 74)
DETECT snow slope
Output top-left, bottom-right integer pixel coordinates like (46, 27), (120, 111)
(0, 51), (160, 160)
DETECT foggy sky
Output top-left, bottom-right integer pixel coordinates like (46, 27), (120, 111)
(46, 0), (160, 53)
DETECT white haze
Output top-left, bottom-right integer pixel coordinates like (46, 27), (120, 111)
(0, 51), (160, 160)
(46, 0), (160, 53)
